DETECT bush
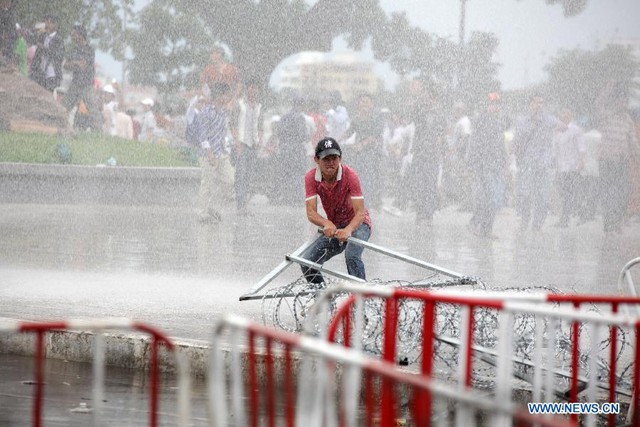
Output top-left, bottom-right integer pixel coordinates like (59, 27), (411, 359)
(0, 132), (194, 167)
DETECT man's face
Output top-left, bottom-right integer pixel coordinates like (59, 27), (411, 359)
(72, 30), (82, 44)
(530, 96), (544, 116)
(210, 50), (224, 63)
(357, 96), (374, 116)
(45, 19), (56, 32)
(247, 85), (259, 102)
(559, 109), (573, 124)
(315, 155), (341, 179)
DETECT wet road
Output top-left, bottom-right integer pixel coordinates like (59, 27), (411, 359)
(0, 353), (208, 426)
(0, 198), (638, 425)
(0, 198), (639, 341)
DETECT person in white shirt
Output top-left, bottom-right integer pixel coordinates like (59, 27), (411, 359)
(231, 79), (263, 214)
(577, 128), (601, 225)
(552, 108), (584, 228)
(114, 111), (134, 140)
(101, 84), (118, 136)
(139, 98), (157, 142)
(325, 91), (350, 142)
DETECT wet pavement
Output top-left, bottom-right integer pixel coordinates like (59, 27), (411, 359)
(0, 353), (208, 426)
(0, 198), (639, 425)
(1, 198), (639, 340)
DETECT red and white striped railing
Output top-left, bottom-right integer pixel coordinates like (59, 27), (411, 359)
(0, 318), (190, 427)
(208, 313), (575, 427)
(306, 284), (640, 427)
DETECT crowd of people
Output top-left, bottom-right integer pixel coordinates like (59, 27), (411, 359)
(2, 6), (639, 237)
(0, 9), (172, 142)
(187, 68), (640, 239)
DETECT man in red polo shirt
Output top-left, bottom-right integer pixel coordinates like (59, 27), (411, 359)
(301, 137), (372, 284)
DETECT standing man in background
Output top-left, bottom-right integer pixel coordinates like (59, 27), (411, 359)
(231, 79), (262, 215)
(345, 93), (384, 211)
(64, 24), (100, 131)
(40, 14), (64, 91)
(513, 94), (563, 232)
(193, 82), (235, 224)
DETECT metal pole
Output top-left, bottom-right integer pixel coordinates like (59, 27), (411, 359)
(239, 236), (319, 301)
(286, 254), (367, 283)
(345, 235), (465, 279)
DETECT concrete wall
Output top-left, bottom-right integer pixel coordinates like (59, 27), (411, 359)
(0, 163), (201, 207)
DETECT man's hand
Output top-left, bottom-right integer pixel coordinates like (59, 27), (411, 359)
(334, 228), (351, 242)
(322, 222), (337, 239)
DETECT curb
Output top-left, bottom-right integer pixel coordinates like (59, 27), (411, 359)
(0, 319), (211, 378)
(0, 163), (201, 206)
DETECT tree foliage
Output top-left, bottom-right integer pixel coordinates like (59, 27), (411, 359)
(128, 0), (501, 110)
(12, 0), (133, 60)
(541, 0), (588, 17)
(544, 44), (639, 118)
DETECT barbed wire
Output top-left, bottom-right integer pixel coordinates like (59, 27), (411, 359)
(261, 275), (636, 398)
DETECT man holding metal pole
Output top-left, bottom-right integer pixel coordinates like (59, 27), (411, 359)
(301, 137), (373, 284)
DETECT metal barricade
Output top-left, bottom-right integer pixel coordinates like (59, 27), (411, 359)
(306, 284), (640, 427)
(238, 231), (473, 302)
(0, 318), (190, 427)
(208, 313), (574, 427)
(619, 257), (640, 299)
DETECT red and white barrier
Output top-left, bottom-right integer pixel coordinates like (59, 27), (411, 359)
(0, 318), (190, 427)
(306, 284), (640, 427)
(208, 313), (574, 427)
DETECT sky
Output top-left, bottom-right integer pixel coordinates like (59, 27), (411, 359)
(96, 0), (640, 91)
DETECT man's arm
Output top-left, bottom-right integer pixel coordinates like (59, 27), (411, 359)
(335, 198), (365, 242)
(305, 196), (337, 238)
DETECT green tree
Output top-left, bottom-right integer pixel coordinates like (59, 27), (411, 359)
(128, 0), (501, 112)
(541, 0), (588, 17)
(13, 0), (133, 61)
(544, 44), (639, 118)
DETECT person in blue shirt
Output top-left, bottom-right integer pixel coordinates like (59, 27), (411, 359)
(193, 82), (235, 224)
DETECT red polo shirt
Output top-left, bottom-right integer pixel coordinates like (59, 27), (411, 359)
(305, 164), (372, 229)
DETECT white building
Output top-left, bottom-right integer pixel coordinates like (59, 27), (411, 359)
(273, 51), (379, 102)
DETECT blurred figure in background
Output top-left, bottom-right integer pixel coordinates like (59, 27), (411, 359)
(0, 0), (16, 64)
(467, 92), (510, 238)
(115, 109), (134, 140)
(407, 80), (446, 226)
(39, 14), (64, 91)
(64, 24), (100, 132)
(274, 95), (310, 205)
(445, 102), (473, 209)
(231, 78), (263, 215)
(201, 45), (241, 99)
(345, 92), (384, 210)
(13, 23), (27, 76)
(513, 94), (564, 232)
(101, 84), (118, 135)
(595, 81), (639, 233)
(381, 109), (408, 215)
(325, 90), (350, 142)
(552, 108), (584, 228)
(139, 98), (157, 142)
(193, 82), (235, 223)
(577, 127), (601, 225)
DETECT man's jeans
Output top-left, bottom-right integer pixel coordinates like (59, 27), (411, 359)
(301, 223), (371, 284)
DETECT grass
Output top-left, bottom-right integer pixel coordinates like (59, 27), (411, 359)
(0, 131), (199, 167)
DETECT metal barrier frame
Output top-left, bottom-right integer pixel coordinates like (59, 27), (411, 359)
(0, 318), (190, 427)
(307, 284), (640, 427)
(619, 257), (640, 299)
(239, 231), (469, 301)
(208, 313), (574, 427)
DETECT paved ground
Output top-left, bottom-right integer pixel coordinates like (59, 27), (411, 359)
(0, 198), (638, 425)
(0, 353), (208, 426)
(1, 198), (639, 341)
